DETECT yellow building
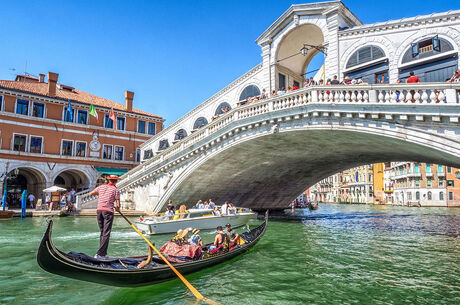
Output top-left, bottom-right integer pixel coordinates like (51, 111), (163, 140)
(373, 163), (385, 203)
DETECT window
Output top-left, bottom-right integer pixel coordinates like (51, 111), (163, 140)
(0, 95), (3, 111)
(158, 139), (169, 151)
(427, 191), (432, 200)
(148, 122), (156, 135)
(293, 80), (300, 88)
(447, 167), (452, 173)
(439, 179), (444, 187)
(408, 192), (412, 200)
(278, 74), (286, 90)
(136, 148), (141, 162)
(61, 140), (73, 156)
(175, 129), (187, 141)
(426, 164), (431, 173)
(104, 114), (113, 129)
(415, 179), (420, 187)
(32, 102), (45, 118)
(114, 146), (124, 160)
(29, 136), (42, 153)
(414, 164), (420, 173)
(438, 165), (443, 173)
(116, 117), (125, 131)
(346, 45), (385, 69)
(13, 134), (27, 152)
(103, 144), (113, 159)
(215, 102), (232, 116)
(75, 142), (86, 157)
(64, 107), (74, 123)
(144, 149), (153, 160)
(16, 99), (29, 115)
(416, 191), (420, 200)
(447, 180), (454, 187)
(77, 110), (88, 124)
(440, 192), (444, 201)
(138, 120), (146, 133)
(427, 179), (432, 187)
(449, 192), (454, 200)
(193, 117), (208, 129)
(239, 85), (261, 101)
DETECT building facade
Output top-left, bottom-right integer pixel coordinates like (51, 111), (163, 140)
(0, 72), (163, 207)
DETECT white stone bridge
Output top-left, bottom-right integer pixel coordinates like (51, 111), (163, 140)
(115, 83), (460, 212)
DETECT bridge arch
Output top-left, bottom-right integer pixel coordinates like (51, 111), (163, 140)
(158, 120), (460, 211)
(52, 169), (90, 192)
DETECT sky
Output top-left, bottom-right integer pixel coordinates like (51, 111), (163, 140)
(0, 0), (458, 127)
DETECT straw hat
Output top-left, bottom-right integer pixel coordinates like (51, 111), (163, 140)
(192, 228), (200, 235)
(106, 175), (119, 180)
(179, 228), (189, 239)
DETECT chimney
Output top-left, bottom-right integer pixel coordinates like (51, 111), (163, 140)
(125, 91), (134, 112)
(38, 74), (45, 83)
(47, 72), (59, 96)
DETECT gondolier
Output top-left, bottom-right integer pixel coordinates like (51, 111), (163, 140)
(89, 175), (121, 258)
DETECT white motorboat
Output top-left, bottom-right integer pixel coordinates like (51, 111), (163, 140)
(135, 208), (256, 235)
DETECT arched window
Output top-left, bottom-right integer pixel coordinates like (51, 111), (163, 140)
(402, 36), (454, 64)
(143, 149), (153, 159)
(346, 45), (386, 69)
(174, 129), (187, 141)
(193, 117), (208, 130)
(215, 102), (232, 115)
(416, 191), (420, 200)
(239, 85), (261, 101)
(158, 139), (169, 151)
(427, 191), (432, 200)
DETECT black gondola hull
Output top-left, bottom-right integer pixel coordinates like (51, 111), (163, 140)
(37, 215), (267, 287)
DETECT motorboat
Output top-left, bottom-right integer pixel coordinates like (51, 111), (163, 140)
(136, 208), (256, 235)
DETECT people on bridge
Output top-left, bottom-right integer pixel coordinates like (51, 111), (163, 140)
(406, 71), (420, 83)
(89, 175), (121, 259)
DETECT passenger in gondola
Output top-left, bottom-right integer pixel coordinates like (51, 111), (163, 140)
(225, 223), (242, 249)
(209, 226), (228, 253)
(188, 229), (203, 247)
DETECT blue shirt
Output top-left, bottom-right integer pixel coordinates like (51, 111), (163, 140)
(188, 234), (200, 245)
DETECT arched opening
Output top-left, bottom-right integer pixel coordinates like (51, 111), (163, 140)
(174, 129), (188, 141)
(3, 167), (46, 208)
(193, 117), (208, 130)
(275, 24), (325, 89)
(54, 169), (90, 193)
(158, 139), (170, 151)
(239, 86), (261, 102)
(399, 36), (458, 82)
(344, 45), (388, 84)
(215, 102), (232, 115)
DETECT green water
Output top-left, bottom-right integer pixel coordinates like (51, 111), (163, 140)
(1, 204), (459, 305)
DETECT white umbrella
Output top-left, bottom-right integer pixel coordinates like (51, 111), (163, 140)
(43, 186), (67, 192)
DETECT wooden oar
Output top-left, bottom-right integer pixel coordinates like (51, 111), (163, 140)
(117, 209), (221, 305)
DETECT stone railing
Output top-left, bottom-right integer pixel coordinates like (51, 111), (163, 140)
(75, 190), (98, 210)
(118, 82), (460, 189)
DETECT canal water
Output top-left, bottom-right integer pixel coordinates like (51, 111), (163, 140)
(0, 204), (459, 305)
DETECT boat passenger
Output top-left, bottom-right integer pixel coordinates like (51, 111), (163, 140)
(164, 207), (174, 220)
(209, 199), (215, 209)
(212, 206), (221, 216)
(196, 200), (204, 209)
(225, 223), (241, 247)
(203, 200), (210, 209)
(188, 229), (203, 247)
(227, 203), (236, 215)
(209, 226), (228, 252)
(166, 200), (174, 211)
(221, 201), (229, 215)
(174, 204), (189, 220)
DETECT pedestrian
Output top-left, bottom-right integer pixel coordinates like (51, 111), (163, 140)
(70, 187), (76, 203)
(28, 193), (35, 209)
(89, 174), (121, 259)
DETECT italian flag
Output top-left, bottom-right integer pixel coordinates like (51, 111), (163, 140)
(89, 104), (98, 122)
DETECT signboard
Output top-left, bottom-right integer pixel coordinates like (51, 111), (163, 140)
(90, 151), (100, 158)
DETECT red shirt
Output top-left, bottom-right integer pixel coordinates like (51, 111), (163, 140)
(406, 76), (420, 83)
(292, 86), (298, 91)
(95, 183), (120, 213)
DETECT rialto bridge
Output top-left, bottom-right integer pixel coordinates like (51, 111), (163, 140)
(79, 1), (460, 212)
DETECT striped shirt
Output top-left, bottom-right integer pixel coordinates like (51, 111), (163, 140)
(94, 183), (120, 213)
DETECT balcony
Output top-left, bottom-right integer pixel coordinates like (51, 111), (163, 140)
(437, 172), (445, 177)
(426, 172), (433, 178)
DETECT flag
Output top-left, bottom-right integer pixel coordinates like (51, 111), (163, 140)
(109, 108), (117, 130)
(89, 104), (99, 122)
(67, 100), (73, 121)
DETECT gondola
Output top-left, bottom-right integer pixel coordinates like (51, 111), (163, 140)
(37, 212), (267, 287)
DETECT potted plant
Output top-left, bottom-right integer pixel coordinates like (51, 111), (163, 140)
(455, 171), (460, 179)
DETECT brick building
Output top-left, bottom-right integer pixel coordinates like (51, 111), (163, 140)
(0, 72), (163, 207)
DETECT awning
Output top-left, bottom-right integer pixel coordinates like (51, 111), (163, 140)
(95, 167), (129, 176)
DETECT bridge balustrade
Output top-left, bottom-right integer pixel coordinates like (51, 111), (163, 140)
(119, 82), (460, 189)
